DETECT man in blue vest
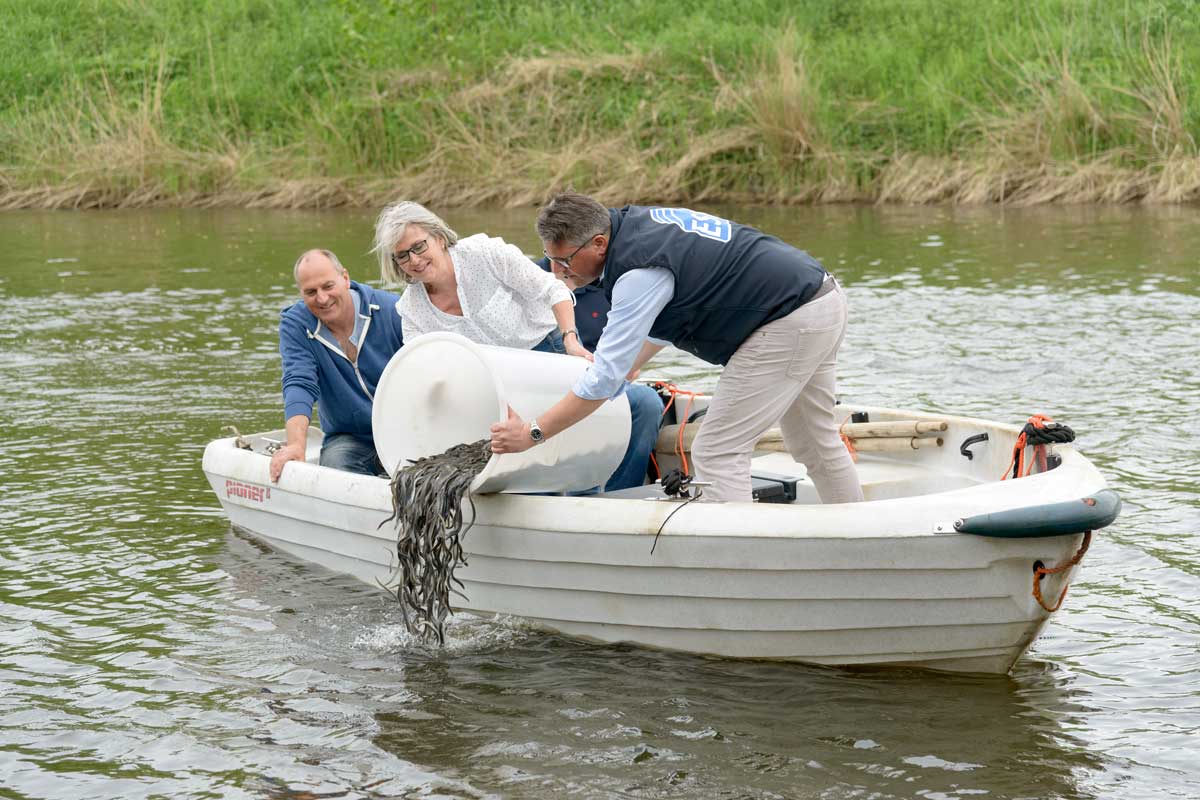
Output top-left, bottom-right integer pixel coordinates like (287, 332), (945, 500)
(270, 249), (405, 482)
(492, 193), (862, 505)
(537, 257), (665, 492)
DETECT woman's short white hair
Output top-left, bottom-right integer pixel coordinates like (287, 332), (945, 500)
(373, 201), (459, 284)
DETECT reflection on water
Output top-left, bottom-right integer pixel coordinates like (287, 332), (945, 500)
(370, 639), (1099, 799)
(1, 205), (1198, 798)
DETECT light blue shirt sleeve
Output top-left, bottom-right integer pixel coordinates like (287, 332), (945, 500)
(573, 268), (676, 401)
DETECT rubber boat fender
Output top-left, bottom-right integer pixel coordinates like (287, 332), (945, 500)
(953, 489), (1121, 538)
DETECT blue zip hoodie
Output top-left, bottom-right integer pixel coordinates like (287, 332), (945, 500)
(279, 281), (405, 439)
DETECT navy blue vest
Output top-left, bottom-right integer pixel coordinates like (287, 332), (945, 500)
(601, 206), (828, 365)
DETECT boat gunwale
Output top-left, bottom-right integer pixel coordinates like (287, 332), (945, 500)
(203, 404), (1111, 543)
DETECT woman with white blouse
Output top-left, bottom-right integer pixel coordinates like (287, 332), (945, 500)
(374, 201), (591, 360)
(371, 200), (661, 492)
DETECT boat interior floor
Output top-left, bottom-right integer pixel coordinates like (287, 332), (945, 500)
(600, 452), (979, 504)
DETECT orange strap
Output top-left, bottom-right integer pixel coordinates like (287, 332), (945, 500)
(1032, 531), (1092, 612)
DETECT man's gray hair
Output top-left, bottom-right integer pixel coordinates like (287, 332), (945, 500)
(536, 191), (611, 246)
(373, 200), (459, 284)
(293, 248), (346, 284)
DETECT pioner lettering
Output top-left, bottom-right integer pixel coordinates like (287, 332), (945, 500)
(225, 480), (271, 503)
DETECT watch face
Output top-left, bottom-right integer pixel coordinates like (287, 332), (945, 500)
(529, 423), (544, 442)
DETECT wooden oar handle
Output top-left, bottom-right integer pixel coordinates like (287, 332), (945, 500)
(656, 419), (949, 454)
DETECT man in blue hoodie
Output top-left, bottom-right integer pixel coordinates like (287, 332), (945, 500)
(270, 249), (405, 482)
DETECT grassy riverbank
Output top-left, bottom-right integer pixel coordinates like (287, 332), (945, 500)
(3, 0), (1199, 208)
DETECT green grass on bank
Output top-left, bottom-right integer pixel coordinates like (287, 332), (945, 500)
(2, 0), (1199, 208)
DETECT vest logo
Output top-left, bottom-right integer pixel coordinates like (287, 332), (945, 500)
(649, 208), (732, 242)
(226, 479), (271, 503)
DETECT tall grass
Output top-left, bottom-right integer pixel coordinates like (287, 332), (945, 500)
(1, 0), (1197, 208)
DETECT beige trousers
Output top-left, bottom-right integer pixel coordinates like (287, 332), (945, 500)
(691, 284), (863, 504)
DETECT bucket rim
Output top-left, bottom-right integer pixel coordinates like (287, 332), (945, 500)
(372, 331), (508, 480)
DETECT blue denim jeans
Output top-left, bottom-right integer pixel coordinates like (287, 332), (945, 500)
(530, 329), (565, 354)
(319, 432), (386, 477)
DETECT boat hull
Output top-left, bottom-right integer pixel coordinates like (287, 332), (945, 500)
(205, 418), (1104, 674)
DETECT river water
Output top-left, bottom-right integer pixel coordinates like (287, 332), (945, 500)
(1, 205), (1197, 799)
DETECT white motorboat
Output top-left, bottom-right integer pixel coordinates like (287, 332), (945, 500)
(203, 389), (1119, 674)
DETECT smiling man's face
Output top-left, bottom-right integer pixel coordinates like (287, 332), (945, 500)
(296, 251), (352, 327)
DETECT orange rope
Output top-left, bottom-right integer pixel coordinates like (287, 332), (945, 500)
(1002, 413), (1055, 480)
(654, 382), (703, 476)
(677, 393), (695, 474)
(1032, 531), (1092, 612)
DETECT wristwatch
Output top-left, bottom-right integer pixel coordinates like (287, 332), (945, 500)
(529, 419), (545, 444)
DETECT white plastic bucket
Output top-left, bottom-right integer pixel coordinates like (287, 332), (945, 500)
(372, 332), (631, 493)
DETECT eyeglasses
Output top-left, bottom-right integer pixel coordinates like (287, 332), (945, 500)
(543, 239), (590, 273)
(391, 239), (429, 266)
